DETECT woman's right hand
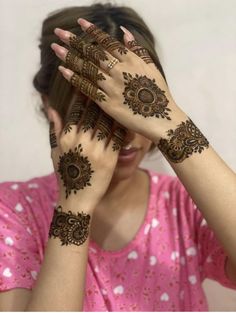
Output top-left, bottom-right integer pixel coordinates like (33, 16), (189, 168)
(48, 92), (127, 213)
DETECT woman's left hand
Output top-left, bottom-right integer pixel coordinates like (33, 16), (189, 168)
(51, 18), (185, 144)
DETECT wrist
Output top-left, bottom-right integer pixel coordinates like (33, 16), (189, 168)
(56, 197), (96, 215)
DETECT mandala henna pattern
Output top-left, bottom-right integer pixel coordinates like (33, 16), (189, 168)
(158, 118), (209, 163)
(49, 205), (91, 246)
(71, 73), (106, 102)
(49, 122), (57, 148)
(127, 40), (153, 64)
(64, 96), (86, 134)
(58, 144), (94, 198)
(122, 72), (171, 119)
(112, 127), (127, 151)
(86, 25), (128, 55)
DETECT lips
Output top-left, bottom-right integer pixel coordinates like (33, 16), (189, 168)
(119, 147), (139, 155)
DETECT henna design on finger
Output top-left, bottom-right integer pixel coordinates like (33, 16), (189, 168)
(71, 74), (106, 102)
(122, 72), (171, 119)
(96, 113), (113, 141)
(58, 144), (94, 198)
(49, 122), (57, 148)
(158, 118), (209, 163)
(63, 96), (86, 134)
(81, 102), (100, 132)
(81, 60), (106, 84)
(86, 25), (128, 55)
(127, 40), (153, 64)
(112, 127), (127, 151)
(65, 50), (82, 73)
(49, 205), (91, 246)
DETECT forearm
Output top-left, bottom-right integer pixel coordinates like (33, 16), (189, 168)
(157, 105), (236, 266)
(25, 201), (94, 312)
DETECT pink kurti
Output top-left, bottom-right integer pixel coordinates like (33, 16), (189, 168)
(0, 169), (236, 311)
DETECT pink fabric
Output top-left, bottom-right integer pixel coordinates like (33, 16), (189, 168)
(0, 169), (236, 311)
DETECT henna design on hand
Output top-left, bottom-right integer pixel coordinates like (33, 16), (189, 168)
(65, 49), (81, 73)
(49, 122), (57, 148)
(122, 72), (171, 119)
(58, 144), (94, 198)
(71, 73), (106, 102)
(49, 205), (91, 246)
(158, 118), (209, 163)
(112, 127), (127, 151)
(64, 95), (86, 134)
(69, 35), (108, 66)
(81, 102), (100, 132)
(86, 25), (128, 55)
(127, 40), (153, 64)
(96, 113), (113, 141)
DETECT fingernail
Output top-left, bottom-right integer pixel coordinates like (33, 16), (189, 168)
(120, 26), (135, 41)
(77, 18), (92, 31)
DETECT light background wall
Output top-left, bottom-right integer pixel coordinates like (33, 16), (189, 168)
(0, 0), (236, 310)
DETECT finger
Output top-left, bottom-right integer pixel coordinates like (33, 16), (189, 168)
(110, 125), (128, 152)
(120, 26), (155, 66)
(58, 65), (108, 106)
(48, 108), (63, 149)
(49, 121), (57, 149)
(78, 18), (129, 61)
(79, 100), (100, 135)
(95, 111), (114, 143)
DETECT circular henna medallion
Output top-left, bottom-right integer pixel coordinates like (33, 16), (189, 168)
(58, 144), (94, 198)
(122, 73), (171, 119)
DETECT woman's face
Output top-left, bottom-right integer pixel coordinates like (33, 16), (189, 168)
(112, 130), (152, 182)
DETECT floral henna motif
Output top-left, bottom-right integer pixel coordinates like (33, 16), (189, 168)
(58, 144), (94, 198)
(158, 118), (209, 163)
(49, 122), (57, 148)
(127, 40), (153, 64)
(86, 25), (128, 55)
(96, 113), (113, 141)
(122, 72), (171, 119)
(49, 205), (91, 246)
(112, 127), (127, 151)
(64, 96), (86, 134)
(81, 102), (100, 132)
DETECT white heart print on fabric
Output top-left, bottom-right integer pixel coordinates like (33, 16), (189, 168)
(152, 176), (158, 184)
(113, 285), (124, 295)
(149, 256), (157, 266)
(163, 191), (170, 199)
(3, 267), (12, 277)
(15, 203), (24, 212)
(151, 218), (159, 228)
(188, 275), (197, 284)
(31, 271), (38, 280)
(144, 224), (151, 235)
(11, 184), (18, 190)
(5, 237), (14, 246)
(128, 251), (138, 260)
(160, 292), (169, 301)
(186, 247), (197, 256)
(28, 183), (39, 188)
(171, 251), (179, 261)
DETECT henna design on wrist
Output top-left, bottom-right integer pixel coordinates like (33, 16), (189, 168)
(69, 35), (108, 66)
(112, 127), (127, 151)
(122, 72), (171, 119)
(64, 96), (86, 134)
(81, 102), (100, 132)
(96, 113), (113, 141)
(49, 122), (57, 148)
(86, 25), (128, 55)
(58, 144), (94, 198)
(127, 40), (153, 64)
(49, 205), (91, 246)
(71, 73), (106, 102)
(158, 118), (209, 163)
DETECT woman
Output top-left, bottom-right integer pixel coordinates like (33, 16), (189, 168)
(0, 3), (236, 311)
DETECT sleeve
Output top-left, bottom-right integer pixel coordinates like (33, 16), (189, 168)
(178, 182), (236, 290)
(0, 184), (41, 291)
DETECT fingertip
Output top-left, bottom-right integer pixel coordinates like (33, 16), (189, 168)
(77, 18), (93, 30)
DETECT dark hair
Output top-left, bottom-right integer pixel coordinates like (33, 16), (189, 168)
(33, 3), (167, 152)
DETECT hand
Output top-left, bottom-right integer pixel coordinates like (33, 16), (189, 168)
(48, 93), (126, 212)
(50, 18), (181, 144)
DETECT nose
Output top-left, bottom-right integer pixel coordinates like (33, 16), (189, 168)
(123, 129), (135, 145)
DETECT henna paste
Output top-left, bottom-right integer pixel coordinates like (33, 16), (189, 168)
(49, 122), (57, 148)
(112, 127), (127, 151)
(158, 118), (209, 163)
(127, 40), (153, 64)
(49, 205), (91, 246)
(86, 25), (128, 55)
(64, 95), (86, 134)
(71, 73), (106, 102)
(58, 144), (94, 198)
(122, 72), (171, 119)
